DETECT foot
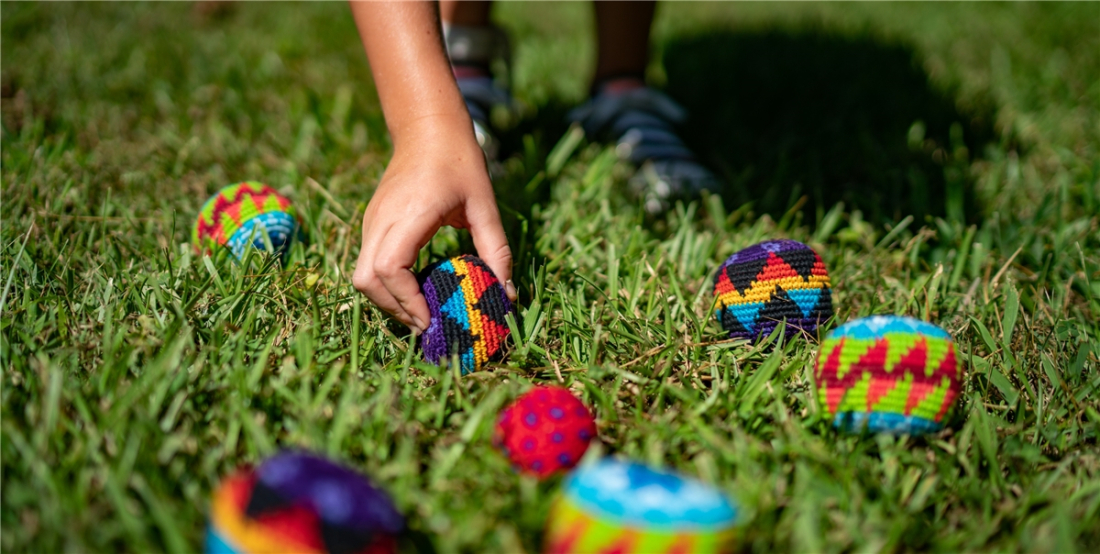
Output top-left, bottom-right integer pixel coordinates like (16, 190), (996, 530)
(568, 80), (722, 213)
(443, 24), (514, 163)
(454, 73), (511, 162)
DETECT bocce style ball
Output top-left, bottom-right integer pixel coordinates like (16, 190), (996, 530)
(712, 239), (833, 344)
(494, 385), (597, 478)
(419, 254), (513, 374)
(207, 451), (404, 554)
(544, 458), (739, 554)
(194, 181), (301, 259)
(815, 315), (963, 435)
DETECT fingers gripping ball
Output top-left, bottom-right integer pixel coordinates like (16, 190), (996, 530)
(207, 451), (405, 554)
(815, 315), (963, 435)
(712, 239), (833, 343)
(419, 255), (513, 374)
(494, 385), (597, 478)
(545, 459), (740, 554)
(194, 182), (302, 259)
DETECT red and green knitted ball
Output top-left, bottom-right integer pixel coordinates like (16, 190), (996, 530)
(712, 239), (833, 343)
(206, 451), (404, 554)
(418, 255), (513, 374)
(493, 385), (597, 478)
(194, 182), (302, 259)
(815, 315), (963, 435)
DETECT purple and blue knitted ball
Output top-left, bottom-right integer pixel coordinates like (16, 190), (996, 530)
(712, 239), (833, 343)
(418, 254), (513, 374)
(207, 451), (403, 554)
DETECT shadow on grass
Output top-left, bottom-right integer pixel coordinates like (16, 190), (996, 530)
(661, 29), (996, 225)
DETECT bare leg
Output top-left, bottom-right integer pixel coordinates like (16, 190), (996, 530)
(440, 0), (492, 26)
(593, 0), (656, 88)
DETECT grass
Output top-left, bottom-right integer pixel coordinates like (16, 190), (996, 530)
(2, 1), (1099, 552)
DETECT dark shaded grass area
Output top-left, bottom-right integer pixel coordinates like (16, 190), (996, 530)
(665, 30), (994, 224)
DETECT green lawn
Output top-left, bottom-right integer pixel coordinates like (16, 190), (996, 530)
(2, 2), (1099, 552)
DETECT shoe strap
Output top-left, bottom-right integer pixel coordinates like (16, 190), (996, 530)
(442, 23), (510, 68)
(568, 87), (687, 139)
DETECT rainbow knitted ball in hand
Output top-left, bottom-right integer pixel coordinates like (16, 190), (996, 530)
(494, 385), (597, 478)
(419, 255), (513, 374)
(545, 458), (740, 554)
(815, 315), (963, 435)
(194, 182), (302, 259)
(712, 239), (833, 343)
(207, 451), (404, 554)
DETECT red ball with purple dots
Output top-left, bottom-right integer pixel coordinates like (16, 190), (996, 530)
(493, 385), (597, 478)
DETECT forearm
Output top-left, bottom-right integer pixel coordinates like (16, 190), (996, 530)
(349, 1), (472, 151)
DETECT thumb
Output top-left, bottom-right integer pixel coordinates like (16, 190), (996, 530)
(467, 202), (515, 302)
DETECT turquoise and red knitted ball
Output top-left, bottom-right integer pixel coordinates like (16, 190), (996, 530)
(194, 181), (302, 259)
(493, 385), (597, 478)
(815, 315), (963, 435)
(712, 239), (833, 343)
(419, 254), (513, 374)
(206, 450), (404, 554)
(544, 458), (740, 553)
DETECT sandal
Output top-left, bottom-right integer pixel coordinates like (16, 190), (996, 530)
(569, 84), (722, 212)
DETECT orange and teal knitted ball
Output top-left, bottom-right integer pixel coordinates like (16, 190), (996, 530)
(815, 315), (963, 435)
(419, 254), (513, 374)
(713, 239), (833, 343)
(544, 458), (740, 554)
(206, 451), (404, 554)
(194, 182), (301, 259)
(493, 385), (597, 478)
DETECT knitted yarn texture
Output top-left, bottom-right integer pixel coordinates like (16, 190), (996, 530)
(419, 255), (513, 374)
(815, 315), (963, 435)
(207, 451), (403, 554)
(713, 239), (833, 343)
(544, 458), (739, 554)
(493, 385), (596, 478)
(194, 182), (301, 259)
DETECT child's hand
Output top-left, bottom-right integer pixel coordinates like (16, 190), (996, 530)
(352, 114), (514, 333)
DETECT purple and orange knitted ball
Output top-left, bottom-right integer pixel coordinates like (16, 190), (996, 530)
(418, 255), (513, 374)
(194, 182), (302, 259)
(815, 315), (963, 435)
(712, 239), (833, 343)
(206, 451), (404, 554)
(493, 385), (597, 478)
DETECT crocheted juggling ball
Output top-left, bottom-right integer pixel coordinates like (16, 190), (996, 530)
(545, 458), (740, 554)
(419, 255), (513, 374)
(194, 182), (301, 259)
(493, 385), (597, 478)
(712, 239), (833, 343)
(207, 451), (404, 554)
(815, 315), (963, 435)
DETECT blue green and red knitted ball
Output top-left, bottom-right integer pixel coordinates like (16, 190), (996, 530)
(712, 239), (833, 343)
(194, 182), (302, 259)
(544, 458), (740, 553)
(418, 255), (513, 374)
(206, 451), (403, 554)
(815, 315), (963, 435)
(494, 385), (597, 478)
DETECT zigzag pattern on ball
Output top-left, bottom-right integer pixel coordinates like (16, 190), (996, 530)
(193, 182), (299, 254)
(420, 255), (512, 374)
(712, 239), (832, 342)
(814, 317), (963, 431)
(544, 498), (735, 554)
